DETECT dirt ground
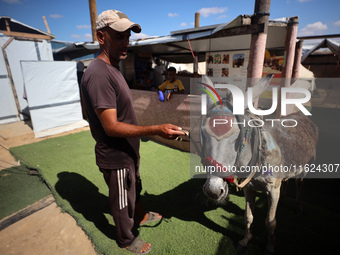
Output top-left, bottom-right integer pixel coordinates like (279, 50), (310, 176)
(0, 121), (98, 255)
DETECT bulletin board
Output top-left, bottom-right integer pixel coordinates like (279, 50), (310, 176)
(206, 51), (249, 79)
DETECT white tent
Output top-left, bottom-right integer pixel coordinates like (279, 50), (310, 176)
(1, 16), (56, 124)
(0, 35), (53, 123)
(21, 61), (87, 138)
(0, 17), (87, 137)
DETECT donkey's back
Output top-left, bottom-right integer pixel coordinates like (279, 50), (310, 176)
(265, 112), (318, 178)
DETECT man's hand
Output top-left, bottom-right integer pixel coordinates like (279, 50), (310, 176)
(96, 108), (186, 139)
(157, 124), (185, 139)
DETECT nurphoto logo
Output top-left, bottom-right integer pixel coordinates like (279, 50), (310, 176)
(201, 84), (311, 116)
(199, 78), (312, 128)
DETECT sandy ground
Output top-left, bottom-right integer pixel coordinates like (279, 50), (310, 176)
(0, 122), (98, 255)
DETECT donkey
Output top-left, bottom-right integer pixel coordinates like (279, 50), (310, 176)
(200, 75), (318, 254)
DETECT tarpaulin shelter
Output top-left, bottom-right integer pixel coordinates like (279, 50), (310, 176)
(52, 15), (288, 63)
(128, 15), (288, 62)
(55, 15), (316, 93)
(0, 17), (87, 137)
(125, 16), (314, 91)
(300, 37), (340, 77)
(53, 41), (99, 61)
(0, 17), (55, 124)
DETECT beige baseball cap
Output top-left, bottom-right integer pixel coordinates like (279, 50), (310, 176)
(95, 10), (141, 33)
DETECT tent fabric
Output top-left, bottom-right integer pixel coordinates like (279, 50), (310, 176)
(0, 17), (55, 38)
(0, 37), (20, 124)
(52, 16), (289, 62)
(0, 76), (19, 124)
(0, 35), (53, 123)
(301, 38), (340, 62)
(53, 42), (99, 60)
(6, 39), (51, 117)
(21, 61), (88, 138)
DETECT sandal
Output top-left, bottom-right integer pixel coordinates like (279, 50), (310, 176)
(140, 212), (162, 226)
(125, 237), (151, 254)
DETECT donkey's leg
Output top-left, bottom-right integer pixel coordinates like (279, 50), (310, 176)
(279, 179), (288, 204)
(295, 178), (304, 215)
(237, 187), (256, 252)
(265, 182), (281, 254)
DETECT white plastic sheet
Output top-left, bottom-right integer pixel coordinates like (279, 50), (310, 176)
(0, 37), (21, 124)
(21, 61), (87, 138)
(0, 36), (53, 123)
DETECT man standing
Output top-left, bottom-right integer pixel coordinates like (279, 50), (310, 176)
(153, 58), (166, 87)
(81, 10), (184, 254)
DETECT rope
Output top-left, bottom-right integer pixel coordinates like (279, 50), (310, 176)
(187, 35), (202, 74)
(187, 35), (196, 60)
(234, 111), (264, 189)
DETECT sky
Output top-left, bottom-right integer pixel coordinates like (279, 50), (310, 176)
(1, 0), (340, 43)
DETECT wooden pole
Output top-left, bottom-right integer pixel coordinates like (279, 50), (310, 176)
(292, 40), (303, 79)
(42, 16), (51, 34)
(195, 12), (200, 28)
(5, 18), (10, 32)
(193, 53), (198, 75)
(88, 0), (97, 42)
(247, 0), (271, 107)
(334, 44), (340, 77)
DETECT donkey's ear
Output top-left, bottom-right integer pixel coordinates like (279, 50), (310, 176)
(246, 73), (274, 101)
(201, 75), (216, 107)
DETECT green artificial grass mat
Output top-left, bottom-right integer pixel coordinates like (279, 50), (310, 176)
(0, 166), (51, 220)
(9, 113), (340, 255)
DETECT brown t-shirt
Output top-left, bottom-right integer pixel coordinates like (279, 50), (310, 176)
(81, 58), (140, 169)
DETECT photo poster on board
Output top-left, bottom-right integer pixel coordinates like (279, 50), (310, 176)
(262, 49), (285, 80)
(206, 51), (249, 80)
(205, 51), (249, 93)
(261, 49), (285, 98)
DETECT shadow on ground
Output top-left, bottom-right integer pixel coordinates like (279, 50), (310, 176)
(141, 178), (244, 244)
(53, 170), (340, 255)
(55, 172), (247, 251)
(55, 172), (116, 240)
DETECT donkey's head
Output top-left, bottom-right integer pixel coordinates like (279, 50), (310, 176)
(201, 74), (273, 201)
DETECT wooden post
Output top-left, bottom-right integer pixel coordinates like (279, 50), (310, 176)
(42, 16), (51, 34)
(276, 16), (299, 117)
(292, 40), (303, 79)
(88, 0), (97, 42)
(195, 12), (200, 28)
(247, 0), (271, 107)
(334, 43), (340, 77)
(193, 53), (198, 75)
(5, 18), (10, 32)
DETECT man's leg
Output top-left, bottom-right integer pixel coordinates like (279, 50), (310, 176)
(102, 165), (136, 248)
(101, 161), (152, 253)
(133, 160), (162, 225)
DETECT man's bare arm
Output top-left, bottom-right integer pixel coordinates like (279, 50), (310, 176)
(95, 108), (185, 139)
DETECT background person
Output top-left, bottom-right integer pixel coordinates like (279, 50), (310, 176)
(153, 58), (166, 87)
(142, 61), (154, 90)
(158, 67), (185, 101)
